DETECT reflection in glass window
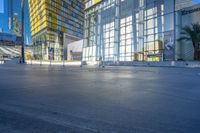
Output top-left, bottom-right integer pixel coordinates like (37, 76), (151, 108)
(83, 0), (175, 62)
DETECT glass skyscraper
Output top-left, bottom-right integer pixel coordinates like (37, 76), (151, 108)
(82, 0), (192, 63)
(28, 0), (84, 60)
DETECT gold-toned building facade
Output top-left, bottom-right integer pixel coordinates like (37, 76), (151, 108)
(28, 0), (84, 60)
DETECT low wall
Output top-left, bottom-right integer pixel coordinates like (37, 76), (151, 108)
(0, 60), (4, 64)
(104, 61), (200, 68)
(26, 60), (81, 66)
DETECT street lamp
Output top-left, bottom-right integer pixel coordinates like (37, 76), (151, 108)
(21, 0), (25, 63)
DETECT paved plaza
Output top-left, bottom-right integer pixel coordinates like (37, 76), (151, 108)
(0, 65), (200, 133)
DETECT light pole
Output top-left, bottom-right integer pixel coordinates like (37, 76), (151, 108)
(21, 0), (25, 63)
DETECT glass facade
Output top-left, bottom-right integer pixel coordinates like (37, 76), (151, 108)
(83, 0), (191, 62)
(28, 0), (84, 60)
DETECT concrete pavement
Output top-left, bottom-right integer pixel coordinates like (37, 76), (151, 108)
(0, 65), (200, 133)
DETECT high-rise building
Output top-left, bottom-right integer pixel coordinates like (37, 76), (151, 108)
(8, 0), (13, 31)
(28, 0), (84, 60)
(175, 0), (192, 10)
(82, 0), (192, 63)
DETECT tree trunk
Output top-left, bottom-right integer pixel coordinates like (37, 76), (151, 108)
(194, 50), (198, 60)
(193, 42), (200, 60)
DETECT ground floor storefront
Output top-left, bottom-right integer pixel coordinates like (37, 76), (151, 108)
(32, 30), (81, 61)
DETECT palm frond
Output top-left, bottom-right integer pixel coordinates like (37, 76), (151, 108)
(197, 33), (200, 40)
(192, 23), (200, 33)
(177, 36), (191, 42)
(178, 23), (200, 46)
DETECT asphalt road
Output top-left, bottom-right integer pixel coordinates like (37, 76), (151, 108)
(0, 64), (200, 133)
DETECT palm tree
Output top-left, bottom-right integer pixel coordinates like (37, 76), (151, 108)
(178, 23), (200, 60)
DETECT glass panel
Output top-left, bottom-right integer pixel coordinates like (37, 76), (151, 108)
(164, 13), (174, 31)
(164, 0), (174, 14)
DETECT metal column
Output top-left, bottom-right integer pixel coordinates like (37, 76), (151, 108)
(114, 0), (120, 61)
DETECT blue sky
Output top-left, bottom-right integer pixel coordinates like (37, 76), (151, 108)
(193, 0), (200, 4)
(0, 0), (200, 45)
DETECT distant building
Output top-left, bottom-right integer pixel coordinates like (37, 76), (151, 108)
(0, 32), (22, 45)
(28, 0), (84, 60)
(175, 0), (192, 11)
(13, 13), (21, 37)
(0, 33), (22, 58)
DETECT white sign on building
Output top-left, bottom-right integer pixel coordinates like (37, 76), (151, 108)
(176, 4), (200, 61)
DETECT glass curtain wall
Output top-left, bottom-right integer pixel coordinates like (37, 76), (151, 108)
(83, 0), (175, 62)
